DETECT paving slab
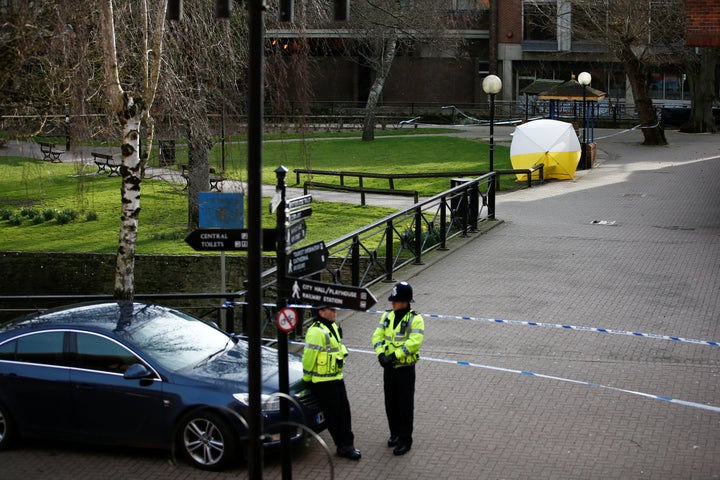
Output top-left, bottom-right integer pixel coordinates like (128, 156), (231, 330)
(1, 128), (719, 479)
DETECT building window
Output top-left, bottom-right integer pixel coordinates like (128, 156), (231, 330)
(648, 72), (690, 101)
(571, 3), (606, 42)
(450, 0), (488, 10)
(523, 1), (557, 42)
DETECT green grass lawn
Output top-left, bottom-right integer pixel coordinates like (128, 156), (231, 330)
(153, 134), (512, 194)
(0, 134), (512, 254)
(0, 157), (396, 254)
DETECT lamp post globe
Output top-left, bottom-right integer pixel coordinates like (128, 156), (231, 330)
(578, 71), (591, 167)
(578, 71), (591, 86)
(482, 74), (502, 95)
(482, 74), (502, 221)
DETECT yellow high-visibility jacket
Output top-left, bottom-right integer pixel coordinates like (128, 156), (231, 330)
(372, 310), (424, 367)
(302, 321), (348, 383)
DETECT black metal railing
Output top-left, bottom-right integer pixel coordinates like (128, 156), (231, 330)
(1, 174), (495, 336)
(229, 172), (496, 331)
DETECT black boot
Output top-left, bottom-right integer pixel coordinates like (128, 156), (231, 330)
(337, 445), (362, 460)
(393, 442), (411, 456)
(387, 436), (399, 447)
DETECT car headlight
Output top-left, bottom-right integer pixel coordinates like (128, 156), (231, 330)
(233, 393), (281, 412)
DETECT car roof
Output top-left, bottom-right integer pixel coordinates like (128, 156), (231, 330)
(0, 301), (174, 334)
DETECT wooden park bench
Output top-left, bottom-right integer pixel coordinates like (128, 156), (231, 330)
(39, 142), (64, 162)
(180, 164), (226, 192)
(92, 152), (122, 177)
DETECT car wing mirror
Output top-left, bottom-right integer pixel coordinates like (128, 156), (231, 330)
(123, 363), (152, 380)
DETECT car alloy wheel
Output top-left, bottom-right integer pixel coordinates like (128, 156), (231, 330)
(179, 411), (238, 471)
(0, 402), (15, 450)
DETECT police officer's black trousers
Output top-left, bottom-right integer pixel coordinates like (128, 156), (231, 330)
(310, 379), (355, 448)
(383, 364), (416, 445)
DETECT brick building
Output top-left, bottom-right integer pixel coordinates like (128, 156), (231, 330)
(685, 0), (720, 47)
(268, 1), (716, 112)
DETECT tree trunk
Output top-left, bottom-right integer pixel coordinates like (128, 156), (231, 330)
(362, 37), (397, 142)
(100, 0), (166, 301)
(187, 125), (212, 231)
(618, 44), (667, 145)
(114, 94), (145, 300)
(681, 48), (718, 134)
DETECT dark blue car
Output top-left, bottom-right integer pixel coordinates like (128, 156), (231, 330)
(0, 302), (325, 470)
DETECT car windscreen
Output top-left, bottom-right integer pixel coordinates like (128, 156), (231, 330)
(114, 306), (231, 372)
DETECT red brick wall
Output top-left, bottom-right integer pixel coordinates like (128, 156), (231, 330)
(384, 57), (478, 103)
(686, 0), (720, 47)
(498, 0), (522, 44)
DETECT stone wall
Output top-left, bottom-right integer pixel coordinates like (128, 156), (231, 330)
(0, 251), (276, 323)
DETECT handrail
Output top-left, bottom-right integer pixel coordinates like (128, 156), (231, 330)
(236, 172), (496, 309)
(296, 166), (544, 191)
(303, 181), (419, 206)
(294, 168), (489, 186)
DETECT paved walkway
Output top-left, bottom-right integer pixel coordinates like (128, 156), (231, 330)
(332, 127), (720, 480)
(2, 128), (719, 479)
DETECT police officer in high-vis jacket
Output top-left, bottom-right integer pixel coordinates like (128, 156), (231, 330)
(302, 304), (361, 460)
(372, 281), (425, 455)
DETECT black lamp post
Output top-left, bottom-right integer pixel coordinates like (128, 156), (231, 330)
(482, 74), (502, 220)
(578, 71), (591, 168)
(482, 74), (502, 171)
(65, 108), (70, 151)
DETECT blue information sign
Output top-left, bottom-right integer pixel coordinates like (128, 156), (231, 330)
(199, 192), (244, 229)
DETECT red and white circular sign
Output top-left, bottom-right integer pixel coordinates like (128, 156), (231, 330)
(276, 307), (298, 333)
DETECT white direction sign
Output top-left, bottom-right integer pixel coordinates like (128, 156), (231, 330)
(288, 277), (377, 311)
(287, 194), (312, 211)
(269, 188), (282, 213)
(286, 220), (307, 247)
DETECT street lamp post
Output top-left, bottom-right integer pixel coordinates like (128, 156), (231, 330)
(482, 74), (502, 220)
(578, 71), (591, 169)
(482, 74), (502, 171)
(65, 108), (70, 151)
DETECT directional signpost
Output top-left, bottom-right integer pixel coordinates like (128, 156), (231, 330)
(287, 194), (312, 211)
(287, 277), (377, 311)
(269, 189), (282, 214)
(286, 220), (306, 247)
(287, 241), (328, 277)
(185, 228), (278, 252)
(287, 206), (312, 224)
(273, 169), (376, 480)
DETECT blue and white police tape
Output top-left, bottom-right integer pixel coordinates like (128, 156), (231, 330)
(269, 337), (719, 414)
(347, 347), (720, 414)
(284, 303), (718, 347)
(363, 309), (719, 348)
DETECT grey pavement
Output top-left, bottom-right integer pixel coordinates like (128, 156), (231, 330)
(2, 128), (720, 479)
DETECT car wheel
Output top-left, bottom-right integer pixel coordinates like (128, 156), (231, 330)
(0, 402), (15, 451)
(178, 410), (239, 471)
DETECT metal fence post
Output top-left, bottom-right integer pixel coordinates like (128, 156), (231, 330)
(385, 220), (394, 282)
(488, 173), (496, 220)
(469, 182), (479, 232)
(414, 207), (423, 265)
(351, 235), (360, 286)
(439, 196), (448, 251)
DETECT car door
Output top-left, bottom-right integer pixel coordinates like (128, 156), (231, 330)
(68, 332), (166, 446)
(0, 330), (73, 437)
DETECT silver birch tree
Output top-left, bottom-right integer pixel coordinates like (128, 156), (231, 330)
(100, 0), (167, 300)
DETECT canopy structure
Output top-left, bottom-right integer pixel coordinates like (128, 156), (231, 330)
(520, 79), (564, 122)
(510, 119), (581, 181)
(537, 76), (607, 144)
(536, 77), (606, 102)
